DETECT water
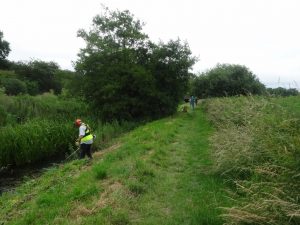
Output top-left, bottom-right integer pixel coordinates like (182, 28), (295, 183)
(0, 156), (65, 195)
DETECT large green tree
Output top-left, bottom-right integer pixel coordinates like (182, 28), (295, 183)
(76, 7), (196, 121)
(192, 64), (265, 98)
(146, 39), (196, 115)
(0, 31), (11, 69)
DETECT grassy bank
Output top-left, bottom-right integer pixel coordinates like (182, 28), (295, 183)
(0, 106), (229, 224)
(203, 96), (300, 225)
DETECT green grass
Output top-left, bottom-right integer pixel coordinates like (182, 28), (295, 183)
(0, 105), (229, 224)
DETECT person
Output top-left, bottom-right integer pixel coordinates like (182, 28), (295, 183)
(190, 95), (195, 110)
(75, 119), (93, 160)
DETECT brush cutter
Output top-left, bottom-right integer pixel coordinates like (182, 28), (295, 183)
(65, 146), (80, 161)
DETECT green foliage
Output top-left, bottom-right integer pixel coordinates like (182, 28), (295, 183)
(192, 63), (266, 98)
(0, 93), (140, 167)
(0, 93), (89, 125)
(267, 87), (299, 96)
(146, 39), (197, 116)
(76, 6), (196, 121)
(53, 69), (80, 98)
(0, 31), (10, 69)
(1, 77), (27, 95)
(0, 94), (91, 167)
(13, 60), (62, 94)
(24, 80), (39, 95)
(0, 105), (7, 126)
(0, 119), (75, 167)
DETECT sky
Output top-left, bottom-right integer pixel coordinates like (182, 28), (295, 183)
(1, 0), (300, 89)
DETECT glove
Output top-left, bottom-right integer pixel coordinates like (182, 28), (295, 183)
(75, 141), (80, 146)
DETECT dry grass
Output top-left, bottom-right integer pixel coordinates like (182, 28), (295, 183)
(203, 96), (300, 225)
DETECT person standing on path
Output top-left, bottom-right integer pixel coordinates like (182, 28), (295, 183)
(75, 119), (93, 160)
(190, 95), (195, 110)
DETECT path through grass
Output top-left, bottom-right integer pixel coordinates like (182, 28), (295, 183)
(0, 106), (229, 225)
(124, 108), (229, 225)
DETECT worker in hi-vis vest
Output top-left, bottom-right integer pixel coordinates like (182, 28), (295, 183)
(75, 119), (93, 159)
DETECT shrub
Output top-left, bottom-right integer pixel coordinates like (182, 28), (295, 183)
(192, 64), (266, 98)
(1, 78), (27, 95)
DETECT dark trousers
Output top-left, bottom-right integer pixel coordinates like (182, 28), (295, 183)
(80, 143), (92, 159)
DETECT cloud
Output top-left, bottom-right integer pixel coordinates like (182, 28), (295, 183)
(1, 0), (299, 87)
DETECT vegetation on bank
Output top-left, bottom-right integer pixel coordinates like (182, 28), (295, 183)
(0, 93), (136, 168)
(203, 96), (300, 225)
(1, 5), (300, 224)
(0, 93), (299, 224)
(0, 106), (230, 225)
(0, 6), (197, 168)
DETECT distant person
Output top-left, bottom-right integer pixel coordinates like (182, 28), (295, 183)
(75, 119), (94, 160)
(190, 95), (195, 110)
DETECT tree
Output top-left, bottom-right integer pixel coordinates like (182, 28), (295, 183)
(76, 7), (196, 121)
(13, 60), (62, 94)
(267, 87), (299, 96)
(192, 64), (265, 98)
(0, 31), (11, 69)
(146, 39), (197, 115)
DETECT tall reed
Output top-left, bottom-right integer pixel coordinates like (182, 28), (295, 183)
(203, 96), (300, 225)
(0, 119), (75, 167)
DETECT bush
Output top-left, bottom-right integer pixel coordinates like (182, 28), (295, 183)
(1, 78), (27, 95)
(192, 64), (266, 98)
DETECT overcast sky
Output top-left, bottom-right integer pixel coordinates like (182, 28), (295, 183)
(1, 0), (300, 88)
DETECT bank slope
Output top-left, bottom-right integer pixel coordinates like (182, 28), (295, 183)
(0, 107), (229, 225)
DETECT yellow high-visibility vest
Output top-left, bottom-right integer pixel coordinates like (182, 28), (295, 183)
(81, 123), (93, 143)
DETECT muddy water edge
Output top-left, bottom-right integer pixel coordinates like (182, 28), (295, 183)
(0, 155), (67, 195)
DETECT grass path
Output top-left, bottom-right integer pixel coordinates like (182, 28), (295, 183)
(125, 108), (228, 225)
(0, 107), (229, 225)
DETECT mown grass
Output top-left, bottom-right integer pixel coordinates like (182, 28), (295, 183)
(202, 95), (300, 225)
(0, 105), (229, 224)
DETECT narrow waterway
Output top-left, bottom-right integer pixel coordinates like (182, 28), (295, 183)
(0, 156), (66, 194)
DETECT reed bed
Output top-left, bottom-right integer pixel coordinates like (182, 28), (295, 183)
(0, 93), (137, 167)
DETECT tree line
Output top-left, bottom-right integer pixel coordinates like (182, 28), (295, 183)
(1, 6), (298, 122)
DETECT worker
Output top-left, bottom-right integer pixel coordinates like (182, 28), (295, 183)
(75, 119), (93, 160)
